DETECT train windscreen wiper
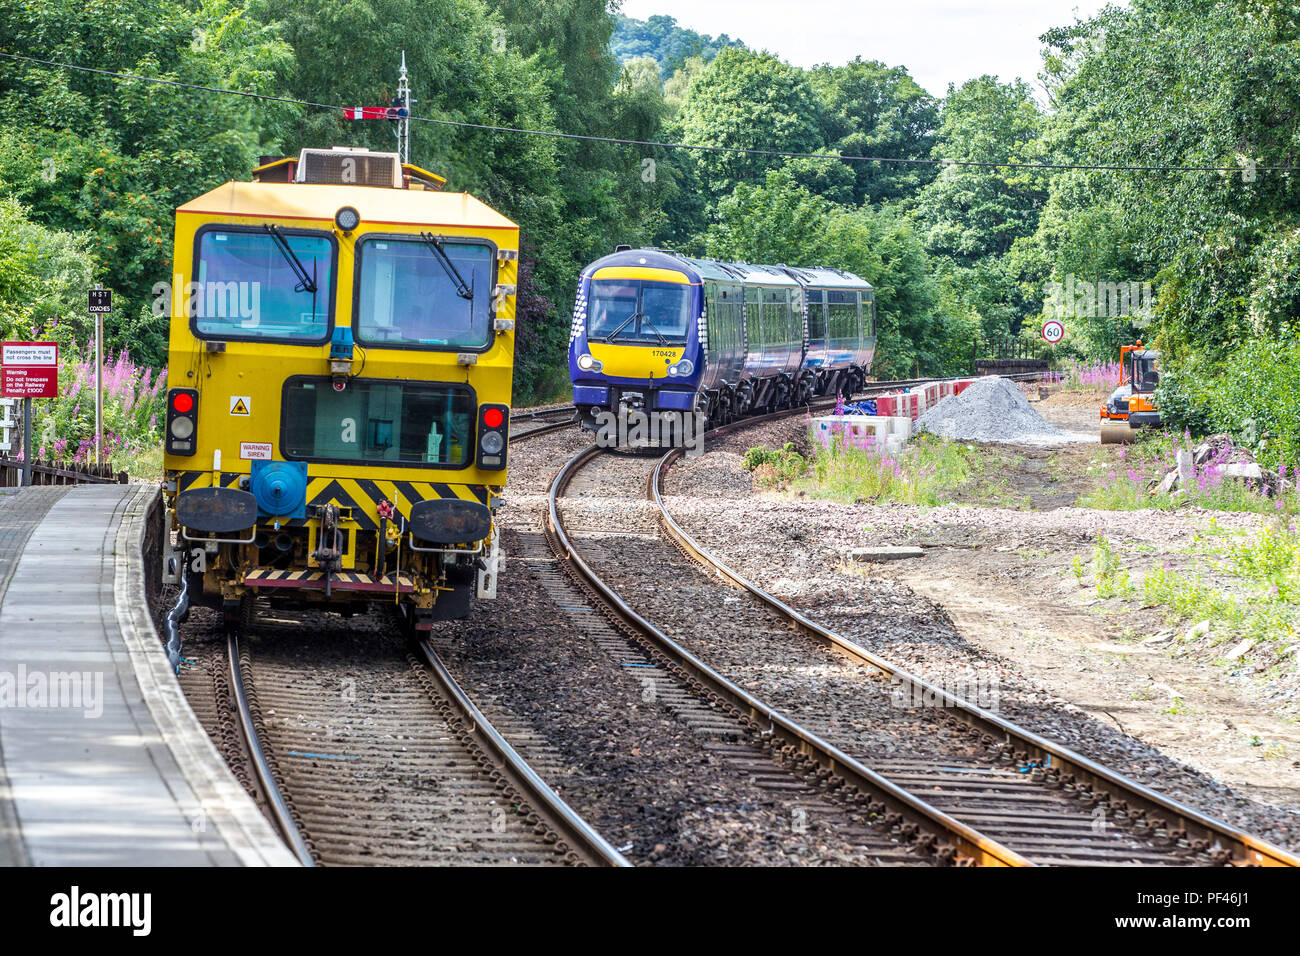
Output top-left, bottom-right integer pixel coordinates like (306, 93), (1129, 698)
(596, 311), (640, 342)
(638, 313), (668, 346)
(420, 232), (474, 301)
(263, 224), (318, 294)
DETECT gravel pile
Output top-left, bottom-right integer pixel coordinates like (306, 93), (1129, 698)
(917, 376), (1081, 445)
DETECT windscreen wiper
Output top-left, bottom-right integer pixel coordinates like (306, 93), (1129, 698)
(638, 313), (668, 346)
(263, 224), (318, 294)
(420, 232), (474, 300)
(597, 311), (640, 343)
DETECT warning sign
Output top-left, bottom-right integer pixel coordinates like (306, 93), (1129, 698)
(1, 341), (59, 399)
(240, 442), (272, 460)
(229, 396), (251, 416)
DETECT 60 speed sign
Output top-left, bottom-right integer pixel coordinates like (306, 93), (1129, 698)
(1041, 319), (1065, 343)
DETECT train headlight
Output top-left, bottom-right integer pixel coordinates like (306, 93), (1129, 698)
(480, 431), (505, 455)
(577, 353), (597, 371)
(334, 206), (361, 233)
(668, 359), (694, 377)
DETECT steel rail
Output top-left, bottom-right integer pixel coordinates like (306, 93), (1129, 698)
(413, 638), (631, 867)
(547, 443), (1032, 867)
(650, 423), (1300, 868)
(510, 403), (576, 424)
(512, 419), (575, 442)
(226, 633), (316, 867)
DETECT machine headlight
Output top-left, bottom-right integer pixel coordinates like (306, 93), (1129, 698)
(335, 205), (361, 232)
(480, 431), (505, 455)
(169, 416), (195, 439)
(577, 353), (595, 370)
(668, 359), (694, 377)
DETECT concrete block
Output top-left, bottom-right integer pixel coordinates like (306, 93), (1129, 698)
(849, 546), (925, 562)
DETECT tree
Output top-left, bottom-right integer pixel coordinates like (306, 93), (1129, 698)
(0, 196), (92, 342)
(912, 76), (1047, 266)
(823, 206), (952, 378)
(0, 0), (294, 364)
(1037, 0), (1300, 359)
(810, 58), (940, 206)
(703, 168), (831, 264)
(610, 13), (745, 76)
(676, 49), (825, 203)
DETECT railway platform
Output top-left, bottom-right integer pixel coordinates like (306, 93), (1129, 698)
(0, 483), (293, 866)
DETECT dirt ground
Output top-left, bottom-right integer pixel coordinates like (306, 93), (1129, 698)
(880, 393), (1300, 813)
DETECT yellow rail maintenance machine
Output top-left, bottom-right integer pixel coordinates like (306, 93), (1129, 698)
(161, 147), (517, 633)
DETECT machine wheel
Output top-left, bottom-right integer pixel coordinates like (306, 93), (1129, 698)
(1100, 420), (1137, 444)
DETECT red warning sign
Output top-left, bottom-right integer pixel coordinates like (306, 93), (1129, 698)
(1, 341), (59, 398)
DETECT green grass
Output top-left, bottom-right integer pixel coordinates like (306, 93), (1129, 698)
(1093, 523), (1300, 647)
(112, 441), (163, 481)
(1077, 430), (1300, 514)
(760, 432), (978, 505)
(743, 431), (1044, 508)
(1092, 536), (1133, 598)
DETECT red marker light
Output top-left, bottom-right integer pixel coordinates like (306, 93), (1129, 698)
(173, 392), (194, 414)
(483, 407), (504, 429)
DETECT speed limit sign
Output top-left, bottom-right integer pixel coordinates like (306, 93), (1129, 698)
(1041, 319), (1065, 343)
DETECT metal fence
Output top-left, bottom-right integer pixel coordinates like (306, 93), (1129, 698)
(0, 457), (128, 487)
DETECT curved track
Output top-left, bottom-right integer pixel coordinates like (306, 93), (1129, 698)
(548, 445), (1026, 866)
(642, 417), (1300, 867)
(542, 403), (1300, 866)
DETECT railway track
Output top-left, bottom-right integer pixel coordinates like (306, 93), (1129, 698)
(546, 408), (1300, 866)
(166, 374), (1054, 868)
(181, 617), (626, 866)
(510, 404), (578, 441)
(547, 446), (1024, 865)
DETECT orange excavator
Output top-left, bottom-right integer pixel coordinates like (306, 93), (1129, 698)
(1100, 342), (1162, 443)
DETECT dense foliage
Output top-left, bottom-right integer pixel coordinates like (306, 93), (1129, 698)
(0, 0), (1295, 464)
(611, 12), (744, 75)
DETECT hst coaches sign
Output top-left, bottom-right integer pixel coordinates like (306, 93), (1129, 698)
(1, 341), (59, 398)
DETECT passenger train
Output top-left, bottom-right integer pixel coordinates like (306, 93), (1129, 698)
(161, 146), (517, 632)
(568, 247), (875, 439)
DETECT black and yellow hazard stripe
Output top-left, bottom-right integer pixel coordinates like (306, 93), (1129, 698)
(172, 470), (243, 492)
(243, 568), (416, 592)
(170, 469), (495, 531)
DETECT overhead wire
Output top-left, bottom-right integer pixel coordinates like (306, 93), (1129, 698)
(1, 49), (1295, 175)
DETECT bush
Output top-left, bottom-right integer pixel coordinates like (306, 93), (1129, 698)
(29, 344), (167, 477)
(1158, 338), (1300, 469)
(742, 443), (807, 487)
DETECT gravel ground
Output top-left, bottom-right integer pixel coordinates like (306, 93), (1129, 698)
(659, 439), (1300, 852)
(430, 527), (919, 866)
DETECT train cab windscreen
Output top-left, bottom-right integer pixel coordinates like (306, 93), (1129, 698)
(587, 278), (691, 345)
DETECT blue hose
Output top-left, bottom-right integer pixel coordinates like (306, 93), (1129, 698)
(165, 567), (190, 674)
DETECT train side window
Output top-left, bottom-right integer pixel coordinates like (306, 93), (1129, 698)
(806, 291), (826, 344)
(745, 286), (762, 353)
(193, 228), (335, 343)
(827, 290), (855, 352)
